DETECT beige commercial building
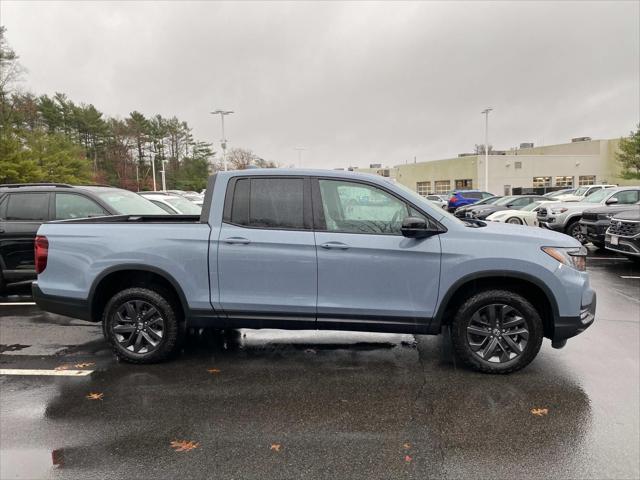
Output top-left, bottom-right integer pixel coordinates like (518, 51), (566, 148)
(354, 137), (634, 196)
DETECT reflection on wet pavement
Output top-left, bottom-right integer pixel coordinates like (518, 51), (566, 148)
(0, 251), (638, 479)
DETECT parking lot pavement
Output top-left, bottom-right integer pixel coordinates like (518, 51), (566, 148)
(0, 250), (638, 480)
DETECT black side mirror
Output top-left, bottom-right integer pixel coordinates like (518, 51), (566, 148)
(401, 217), (435, 238)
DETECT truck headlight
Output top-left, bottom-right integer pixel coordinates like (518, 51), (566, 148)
(550, 207), (568, 214)
(542, 246), (587, 271)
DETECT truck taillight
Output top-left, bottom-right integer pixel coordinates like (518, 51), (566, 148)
(449, 196), (457, 203)
(34, 235), (49, 274)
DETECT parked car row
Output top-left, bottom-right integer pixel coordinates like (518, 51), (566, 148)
(0, 183), (203, 291)
(443, 185), (639, 261)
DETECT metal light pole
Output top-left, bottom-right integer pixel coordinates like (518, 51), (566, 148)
(481, 108), (493, 191)
(160, 160), (167, 191)
(150, 151), (157, 191)
(294, 147), (306, 168)
(211, 110), (234, 171)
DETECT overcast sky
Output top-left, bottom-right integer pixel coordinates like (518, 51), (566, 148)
(2, 1), (638, 169)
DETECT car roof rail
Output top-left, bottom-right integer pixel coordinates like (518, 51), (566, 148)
(0, 182), (73, 188)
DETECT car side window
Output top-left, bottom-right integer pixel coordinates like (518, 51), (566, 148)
(612, 190), (639, 204)
(230, 177), (306, 230)
(5, 193), (49, 221)
(510, 197), (530, 207)
(317, 180), (409, 235)
(55, 193), (107, 220)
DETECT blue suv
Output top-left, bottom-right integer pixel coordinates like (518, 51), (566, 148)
(448, 190), (494, 212)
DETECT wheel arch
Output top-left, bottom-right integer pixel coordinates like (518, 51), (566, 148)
(434, 271), (559, 338)
(89, 264), (189, 324)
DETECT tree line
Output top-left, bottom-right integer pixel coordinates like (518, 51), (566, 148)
(0, 27), (275, 191)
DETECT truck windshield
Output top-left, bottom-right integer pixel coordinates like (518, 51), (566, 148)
(392, 182), (463, 224)
(95, 189), (167, 215)
(584, 188), (614, 203)
(165, 196), (202, 214)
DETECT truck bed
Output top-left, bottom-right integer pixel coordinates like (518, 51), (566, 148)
(54, 214), (203, 224)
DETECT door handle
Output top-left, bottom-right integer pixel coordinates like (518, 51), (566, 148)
(223, 237), (251, 245)
(320, 241), (349, 250)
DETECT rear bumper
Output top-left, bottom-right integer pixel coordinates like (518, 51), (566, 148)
(553, 292), (596, 344)
(32, 282), (92, 321)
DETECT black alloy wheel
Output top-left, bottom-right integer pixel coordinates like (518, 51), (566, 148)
(451, 289), (544, 374)
(103, 287), (182, 364)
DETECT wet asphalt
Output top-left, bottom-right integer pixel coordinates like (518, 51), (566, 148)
(0, 249), (638, 479)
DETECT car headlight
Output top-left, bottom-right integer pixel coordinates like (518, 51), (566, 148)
(550, 207), (568, 214)
(541, 246), (587, 271)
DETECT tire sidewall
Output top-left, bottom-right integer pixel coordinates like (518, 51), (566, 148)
(103, 287), (179, 363)
(452, 290), (544, 374)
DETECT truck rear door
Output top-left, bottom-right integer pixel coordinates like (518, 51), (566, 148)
(216, 176), (317, 328)
(0, 192), (50, 282)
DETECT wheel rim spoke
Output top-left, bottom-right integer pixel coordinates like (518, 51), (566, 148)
(467, 303), (529, 364)
(113, 300), (164, 355)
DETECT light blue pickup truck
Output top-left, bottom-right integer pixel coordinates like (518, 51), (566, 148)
(33, 169), (596, 373)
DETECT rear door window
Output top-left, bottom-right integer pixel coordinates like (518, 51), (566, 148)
(5, 193), (49, 221)
(55, 193), (107, 219)
(464, 192), (483, 199)
(229, 177), (306, 230)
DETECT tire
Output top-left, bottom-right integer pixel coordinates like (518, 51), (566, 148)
(506, 217), (523, 225)
(566, 220), (586, 244)
(451, 289), (544, 374)
(102, 287), (182, 364)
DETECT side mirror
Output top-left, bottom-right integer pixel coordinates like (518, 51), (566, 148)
(605, 197), (618, 205)
(401, 217), (435, 238)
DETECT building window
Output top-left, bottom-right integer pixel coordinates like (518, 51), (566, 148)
(455, 179), (473, 189)
(579, 175), (596, 186)
(434, 180), (451, 194)
(532, 176), (551, 188)
(416, 181), (431, 196)
(514, 161), (522, 169)
(555, 176), (574, 187)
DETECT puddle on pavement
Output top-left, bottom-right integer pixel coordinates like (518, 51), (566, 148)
(0, 448), (61, 479)
(0, 344), (30, 353)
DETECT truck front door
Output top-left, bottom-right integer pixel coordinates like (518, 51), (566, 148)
(312, 178), (441, 332)
(216, 176), (317, 328)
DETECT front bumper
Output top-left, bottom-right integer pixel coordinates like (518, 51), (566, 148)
(580, 219), (609, 245)
(32, 282), (92, 321)
(538, 216), (564, 231)
(605, 234), (640, 257)
(552, 291), (596, 345)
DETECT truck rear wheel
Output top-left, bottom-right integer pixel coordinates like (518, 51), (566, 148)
(451, 289), (543, 374)
(102, 287), (181, 364)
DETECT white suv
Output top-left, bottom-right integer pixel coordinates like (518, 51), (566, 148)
(556, 184), (617, 202)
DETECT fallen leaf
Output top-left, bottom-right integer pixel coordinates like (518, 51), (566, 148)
(404, 455), (412, 463)
(86, 392), (103, 401)
(207, 368), (221, 374)
(170, 440), (199, 452)
(54, 364), (71, 371)
(74, 362), (95, 368)
(270, 443), (281, 452)
(530, 407), (549, 417)
(403, 443), (411, 450)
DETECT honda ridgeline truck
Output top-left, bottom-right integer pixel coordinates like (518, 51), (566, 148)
(33, 170), (596, 374)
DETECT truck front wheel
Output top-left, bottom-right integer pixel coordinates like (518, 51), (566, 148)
(451, 290), (544, 374)
(102, 287), (181, 364)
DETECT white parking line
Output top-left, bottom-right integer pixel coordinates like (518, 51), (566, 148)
(0, 369), (93, 376)
(589, 257), (629, 261)
(0, 302), (36, 306)
(620, 276), (640, 279)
